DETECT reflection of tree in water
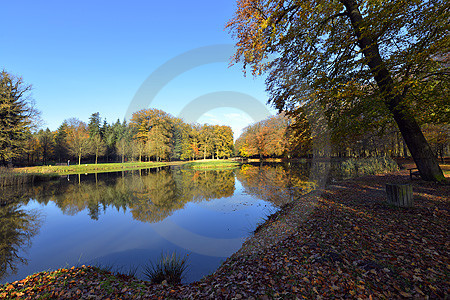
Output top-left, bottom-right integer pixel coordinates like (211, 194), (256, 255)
(0, 198), (42, 281)
(126, 169), (236, 223)
(174, 169), (235, 203)
(28, 168), (236, 224)
(236, 164), (316, 206)
(128, 169), (179, 223)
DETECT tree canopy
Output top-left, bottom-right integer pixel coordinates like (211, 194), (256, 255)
(227, 0), (449, 181)
(0, 70), (39, 165)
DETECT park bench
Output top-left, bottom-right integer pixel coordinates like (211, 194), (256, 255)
(407, 167), (420, 180)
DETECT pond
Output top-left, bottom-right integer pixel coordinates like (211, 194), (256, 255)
(0, 162), (327, 284)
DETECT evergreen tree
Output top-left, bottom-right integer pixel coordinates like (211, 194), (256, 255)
(0, 70), (38, 165)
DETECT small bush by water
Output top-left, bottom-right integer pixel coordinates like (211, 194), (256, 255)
(339, 157), (399, 178)
(143, 252), (188, 284)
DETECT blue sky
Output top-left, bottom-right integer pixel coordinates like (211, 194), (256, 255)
(1, 0), (275, 138)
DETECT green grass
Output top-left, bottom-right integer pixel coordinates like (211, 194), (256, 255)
(14, 161), (186, 176)
(183, 159), (241, 170)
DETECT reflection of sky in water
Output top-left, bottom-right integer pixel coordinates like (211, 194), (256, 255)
(1, 172), (278, 284)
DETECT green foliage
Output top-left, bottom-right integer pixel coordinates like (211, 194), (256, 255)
(0, 70), (39, 165)
(339, 157), (399, 178)
(143, 252), (188, 284)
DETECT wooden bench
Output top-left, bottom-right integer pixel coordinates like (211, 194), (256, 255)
(407, 168), (420, 180)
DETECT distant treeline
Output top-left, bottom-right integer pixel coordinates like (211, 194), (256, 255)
(235, 114), (449, 160)
(21, 109), (234, 165)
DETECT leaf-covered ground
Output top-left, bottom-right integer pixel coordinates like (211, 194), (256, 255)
(1, 170), (448, 299)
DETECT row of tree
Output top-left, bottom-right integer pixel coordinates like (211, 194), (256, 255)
(235, 114), (450, 161)
(1, 69), (235, 166)
(227, 0), (449, 181)
(23, 110), (234, 165)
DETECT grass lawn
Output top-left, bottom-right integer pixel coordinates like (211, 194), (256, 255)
(182, 159), (241, 170)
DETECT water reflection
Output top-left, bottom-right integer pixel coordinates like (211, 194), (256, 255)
(26, 168), (235, 223)
(0, 199), (42, 281)
(0, 164), (322, 283)
(236, 163), (316, 206)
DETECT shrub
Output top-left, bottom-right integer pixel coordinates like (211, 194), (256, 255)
(340, 157), (399, 178)
(143, 252), (188, 284)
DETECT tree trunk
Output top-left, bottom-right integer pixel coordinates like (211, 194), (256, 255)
(342, 0), (445, 182)
(386, 183), (413, 207)
(78, 154), (81, 165)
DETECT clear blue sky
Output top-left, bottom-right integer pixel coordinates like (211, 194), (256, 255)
(1, 0), (275, 139)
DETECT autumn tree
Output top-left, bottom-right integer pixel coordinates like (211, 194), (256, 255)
(0, 70), (39, 166)
(236, 114), (289, 158)
(116, 137), (128, 163)
(213, 125), (234, 159)
(227, 0), (448, 181)
(65, 118), (90, 165)
(171, 119), (187, 161)
(130, 108), (174, 141)
(147, 124), (172, 161)
(199, 125), (215, 159)
(90, 134), (106, 164)
(131, 139), (146, 162)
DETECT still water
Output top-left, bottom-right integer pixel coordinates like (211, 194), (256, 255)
(1, 163), (319, 284)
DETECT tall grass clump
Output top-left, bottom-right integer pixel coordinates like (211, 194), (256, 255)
(0, 167), (34, 187)
(143, 252), (188, 284)
(0, 167), (58, 188)
(340, 157), (399, 178)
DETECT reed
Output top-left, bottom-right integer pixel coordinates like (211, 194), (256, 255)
(143, 252), (188, 284)
(0, 167), (59, 188)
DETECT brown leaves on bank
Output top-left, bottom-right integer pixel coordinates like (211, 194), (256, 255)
(1, 170), (448, 299)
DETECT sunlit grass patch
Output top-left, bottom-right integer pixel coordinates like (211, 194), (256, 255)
(15, 161), (183, 176)
(183, 160), (241, 170)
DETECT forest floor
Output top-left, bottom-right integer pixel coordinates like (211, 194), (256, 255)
(1, 168), (449, 299)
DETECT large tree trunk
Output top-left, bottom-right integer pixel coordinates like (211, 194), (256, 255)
(391, 109), (444, 181)
(342, 0), (445, 182)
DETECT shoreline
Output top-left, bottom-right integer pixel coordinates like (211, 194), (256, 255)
(0, 160), (242, 188)
(1, 169), (448, 299)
